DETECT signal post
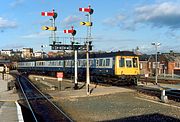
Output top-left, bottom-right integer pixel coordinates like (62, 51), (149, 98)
(64, 26), (79, 89)
(41, 9), (58, 44)
(41, 7), (93, 94)
(79, 5), (94, 95)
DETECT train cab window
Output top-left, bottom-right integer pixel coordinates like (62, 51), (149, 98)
(119, 58), (125, 67)
(126, 59), (132, 68)
(133, 58), (138, 67)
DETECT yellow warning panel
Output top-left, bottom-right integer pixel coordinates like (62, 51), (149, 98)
(42, 26), (57, 31)
(80, 22), (92, 26)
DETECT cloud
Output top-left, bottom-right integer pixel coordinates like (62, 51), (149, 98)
(0, 17), (17, 29)
(134, 2), (180, 29)
(103, 2), (180, 30)
(95, 38), (139, 51)
(102, 13), (137, 31)
(61, 15), (81, 28)
(10, 0), (24, 8)
(102, 14), (126, 27)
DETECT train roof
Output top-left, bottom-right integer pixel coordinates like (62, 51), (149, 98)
(19, 51), (138, 62)
(91, 51), (137, 58)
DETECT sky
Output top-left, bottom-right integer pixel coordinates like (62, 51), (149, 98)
(1, 0), (180, 54)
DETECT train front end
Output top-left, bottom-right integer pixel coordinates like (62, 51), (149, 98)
(115, 55), (140, 84)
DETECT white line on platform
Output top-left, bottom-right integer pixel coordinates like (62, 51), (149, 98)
(15, 101), (24, 122)
(135, 97), (180, 109)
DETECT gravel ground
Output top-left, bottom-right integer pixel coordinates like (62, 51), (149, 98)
(29, 75), (180, 122)
(53, 92), (180, 122)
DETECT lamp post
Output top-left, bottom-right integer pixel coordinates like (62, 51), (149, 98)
(151, 42), (161, 85)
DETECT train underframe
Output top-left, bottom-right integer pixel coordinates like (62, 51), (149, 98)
(89, 75), (139, 85)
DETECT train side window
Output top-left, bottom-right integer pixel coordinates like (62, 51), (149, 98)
(79, 60), (82, 66)
(99, 59), (103, 66)
(119, 58), (125, 67)
(78, 60), (80, 66)
(106, 59), (110, 66)
(133, 58), (138, 67)
(59, 61), (62, 66)
(89, 60), (93, 67)
(96, 60), (99, 66)
(103, 59), (106, 66)
(126, 59), (132, 68)
(72, 60), (74, 66)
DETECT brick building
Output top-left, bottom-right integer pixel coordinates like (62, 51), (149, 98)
(139, 52), (180, 76)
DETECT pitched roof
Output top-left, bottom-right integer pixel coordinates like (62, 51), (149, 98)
(139, 54), (151, 61)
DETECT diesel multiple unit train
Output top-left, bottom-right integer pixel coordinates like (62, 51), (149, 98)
(17, 51), (140, 84)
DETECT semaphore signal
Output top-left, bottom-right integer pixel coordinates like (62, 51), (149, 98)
(41, 11), (54, 16)
(64, 26), (76, 36)
(41, 9), (58, 44)
(79, 5), (94, 95)
(79, 6), (93, 14)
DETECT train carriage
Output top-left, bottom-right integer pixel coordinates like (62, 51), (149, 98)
(17, 51), (140, 85)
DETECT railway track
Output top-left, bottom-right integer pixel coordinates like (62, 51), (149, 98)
(139, 77), (180, 84)
(136, 86), (180, 102)
(78, 76), (180, 102)
(16, 73), (179, 104)
(15, 74), (73, 122)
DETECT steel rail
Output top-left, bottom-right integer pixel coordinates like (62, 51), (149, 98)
(22, 75), (73, 122)
(17, 76), (38, 122)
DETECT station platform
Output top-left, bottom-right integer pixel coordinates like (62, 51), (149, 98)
(0, 74), (22, 122)
(29, 74), (180, 98)
(54, 84), (135, 99)
(29, 75), (136, 98)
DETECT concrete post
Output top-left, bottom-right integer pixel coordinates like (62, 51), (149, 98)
(74, 49), (78, 89)
(172, 70), (174, 78)
(161, 89), (168, 103)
